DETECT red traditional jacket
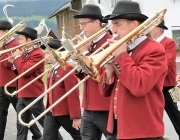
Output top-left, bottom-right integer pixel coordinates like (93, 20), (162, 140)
(76, 33), (111, 110)
(99, 38), (167, 139)
(46, 63), (81, 118)
(0, 38), (19, 87)
(160, 37), (177, 86)
(13, 48), (45, 98)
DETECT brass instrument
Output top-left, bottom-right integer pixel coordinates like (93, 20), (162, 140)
(4, 32), (84, 97)
(52, 24), (112, 70)
(18, 8), (166, 127)
(169, 86), (180, 103)
(17, 25), (113, 127)
(0, 21), (26, 61)
(0, 21), (26, 42)
(0, 36), (53, 57)
(4, 36), (53, 97)
(75, 8), (167, 82)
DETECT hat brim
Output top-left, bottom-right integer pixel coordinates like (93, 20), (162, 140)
(74, 14), (108, 23)
(40, 43), (65, 51)
(158, 25), (168, 30)
(16, 31), (37, 40)
(103, 13), (148, 22)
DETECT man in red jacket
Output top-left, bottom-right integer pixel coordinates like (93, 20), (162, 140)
(0, 21), (42, 140)
(98, 1), (167, 140)
(8, 27), (45, 140)
(41, 39), (82, 140)
(150, 20), (180, 139)
(73, 4), (111, 140)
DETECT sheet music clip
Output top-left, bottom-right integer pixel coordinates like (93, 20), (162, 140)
(61, 39), (78, 60)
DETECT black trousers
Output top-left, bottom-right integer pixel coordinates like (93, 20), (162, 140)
(0, 87), (42, 140)
(80, 110), (109, 140)
(43, 112), (81, 140)
(16, 98), (45, 140)
(163, 86), (180, 139)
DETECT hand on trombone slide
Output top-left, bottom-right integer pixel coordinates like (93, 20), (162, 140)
(0, 40), (4, 48)
(8, 49), (24, 63)
(75, 34), (91, 53)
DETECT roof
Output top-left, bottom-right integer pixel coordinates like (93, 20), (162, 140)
(48, 1), (71, 19)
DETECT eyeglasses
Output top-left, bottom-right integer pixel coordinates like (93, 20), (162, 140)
(79, 20), (95, 27)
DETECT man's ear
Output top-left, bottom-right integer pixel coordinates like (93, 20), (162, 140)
(27, 37), (32, 42)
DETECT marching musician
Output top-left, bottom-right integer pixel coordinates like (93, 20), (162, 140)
(73, 4), (111, 140)
(8, 27), (45, 140)
(98, 1), (167, 139)
(0, 21), (42, 140)
(150, 20), (180, 139)
(41, 39), (82, 140)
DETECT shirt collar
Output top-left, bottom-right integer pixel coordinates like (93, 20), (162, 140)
(128, 36), (147, 50)
(24, 45), (38, 54)
(4, 36), (15, 46)
(155, 34), (165, 42)
(92, 32), (106, 44)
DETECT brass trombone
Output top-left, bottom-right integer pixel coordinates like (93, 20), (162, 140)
(4, 36), (53, 97)
(52, 24), (112, 70)
(75, 8), (167, 82)
(0, 21), (26, 42)
(17, 8), (167, 127)
(17, 24), (112, 127)
(4, 32), (84, 97)
(0, 21), (26, 61)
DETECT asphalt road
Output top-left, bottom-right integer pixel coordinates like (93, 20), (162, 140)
(3, 100), (180, 140)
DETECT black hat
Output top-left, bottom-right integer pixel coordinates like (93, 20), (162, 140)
(103, 1), (148, 22)
(73, 4), (108, 23)
(157, 20), (168, 30)
(16, 27), (37, 40)
(0, 20), (12, 30)
(40, 39), (65, 51)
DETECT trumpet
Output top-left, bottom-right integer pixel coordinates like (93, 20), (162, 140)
(18, 7), (166, 127)
(52, 24), (112, 70)
(17, 25), (113, 127)
(0, 21), (26, 42)
(4, 32), (84, 97)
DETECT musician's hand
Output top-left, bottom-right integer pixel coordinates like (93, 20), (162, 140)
(176, 75), (180, 83)
(107, 38), (117, 46)
(72, 119), (81, 130)
(0, 41), (4, 48)
(112, 42), (128, 59)
(13, 49), (23, 57)
(104, 63), (114, 84)
(76, 35), (84, 44)
(8, 57), (15, 63)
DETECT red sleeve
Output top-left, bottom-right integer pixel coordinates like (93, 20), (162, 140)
(0, 52), (13, 69)
(114, 47), (167, 97)
(64, 64), (81, 119)
(98, 70), (115, 97)
(1, 40), (19, 69)
(164, 40), (177, 73)
(13, 51), (44, 77)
